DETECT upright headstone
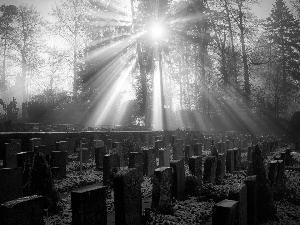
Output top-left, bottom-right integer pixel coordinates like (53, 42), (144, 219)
(194, 143), (203, 156)
(103, 154), (120, 186)
(143, 148), (156, 177)
(50, 151), (67, 179)
(17, 152), (34, 169)
(95, 146), (106, 168)
(10, 139), (22, 150)
(170, 159), (185, 200)
(129, 152), (144, 181)
(247, 146), (252, 162)
(66, 138), (76, 154)
(114, 168), (142, 225)
(285, 148), (291, 166)
(203, 156), (217, 184)
(0, 168), (23, 205)
(189, 156), (202, 186)
(29, 138), (42, 152)
(244, 175), (258, 225)
(154, 140), (163, 158)
(212, 199), (238, 225)
(3, 142), (20, 168)
(268, 161), (278, 184)
(228, 183), (247, 225)
(71, 186), (107, 225)
(276, 160), (284, 181)
(184, 145), (191, 163)
(92, 140), (104, 160)
(0, 195), (45, 225)
(226, 149), (234, 173)
(151, 167), (173, 214)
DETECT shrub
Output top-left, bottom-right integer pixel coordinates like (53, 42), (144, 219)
(185, 175), (199, 197)
(25, 152), (60, 213)
(198, 183), (229, 202)
(247, 144), (276, 222)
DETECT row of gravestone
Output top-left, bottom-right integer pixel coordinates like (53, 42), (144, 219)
(210, 147), (291, 225)
(0, 163), (184, 225)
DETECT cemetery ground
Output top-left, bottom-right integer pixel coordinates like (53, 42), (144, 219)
(0, 133), (300, 225)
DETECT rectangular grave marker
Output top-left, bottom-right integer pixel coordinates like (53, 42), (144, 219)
(143, 148), (156, 177)
(103, 154), (120, 186)
(114, 168), (142, 225)
(170, 159), (185, 200)
(0, 168), (23, 205)
(71, 186), (107, 225)
(151, 167), (173, 214)
(189, 156), (202, 186)
(0, 195), (45, 225)
(129, 152), (144, 181)
(3, 142), (20, 168)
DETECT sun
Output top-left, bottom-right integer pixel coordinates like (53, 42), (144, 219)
(149, 22), (166, 41)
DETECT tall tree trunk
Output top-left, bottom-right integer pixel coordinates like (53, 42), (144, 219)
(21, 52), (27, 103)
(238, 1), (250, 104)
(224, 0), (237, 89)
(130, 0), (149, 128)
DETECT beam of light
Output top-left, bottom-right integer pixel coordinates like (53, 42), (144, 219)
(85, 50), (137, 127)
(151, 62), (163, 131)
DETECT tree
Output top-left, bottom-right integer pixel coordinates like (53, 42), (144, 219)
(52, 0), (89, 99)
(9, 4), (44, 106)
(265, 0), (300, 117)
(0, 5), (17, 93)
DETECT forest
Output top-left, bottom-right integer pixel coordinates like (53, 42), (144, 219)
(0, 0), (299, 134)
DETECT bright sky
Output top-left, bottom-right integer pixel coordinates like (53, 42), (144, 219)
(0, 0), (294, 20)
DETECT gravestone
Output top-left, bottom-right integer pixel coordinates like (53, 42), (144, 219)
(184, 145), (191, 163)
(129, 152), (144, 181)
(92, 140), (104, 160)
(268, 161), (278, 184)
(219, 153), (226, 181)
(0, 195), (45, 225)
(247, 146), (252, 162)
(212, 199), (238, 225)
(95, 146), (106, 168)
(145, 134), (150, 147)
(0, 168), (23, 205)
(228, 183), (247, 225)
(276, 160), (284, 181)
(155, 140), (163, 158)
(114, 142), (125, 167)
(173, 141), (183, 160)
(106, 139), (112, 152)
(71, 186), (107, 225)
(3, 142), (20, 168)
(103, 154), (120, 186)
(151, 167), (173, 214)
(203, 156), (217, 184)
(143, 148), (156, 177)
(66, 138), (76, 154)
(10, 139), (21, 150)
(194, 143), (202, 156)
(171, 135), (177, 146)
(29, 138), (42, 152)
(217, 142), (222, 153)
(114, 168), (142, 225)
(189, 156), (202, 186)
(285, 148), (291, 166)
(77, 148), (89, 163)
(17, 152), (34, 169)
(50, 151), (67, 179)
(244, 175), (258, 225)
(56, 141), (69, 153)
(34, 145), (49, 156)
(226, 149), (234, 173)
(170, 159), (185, 200)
